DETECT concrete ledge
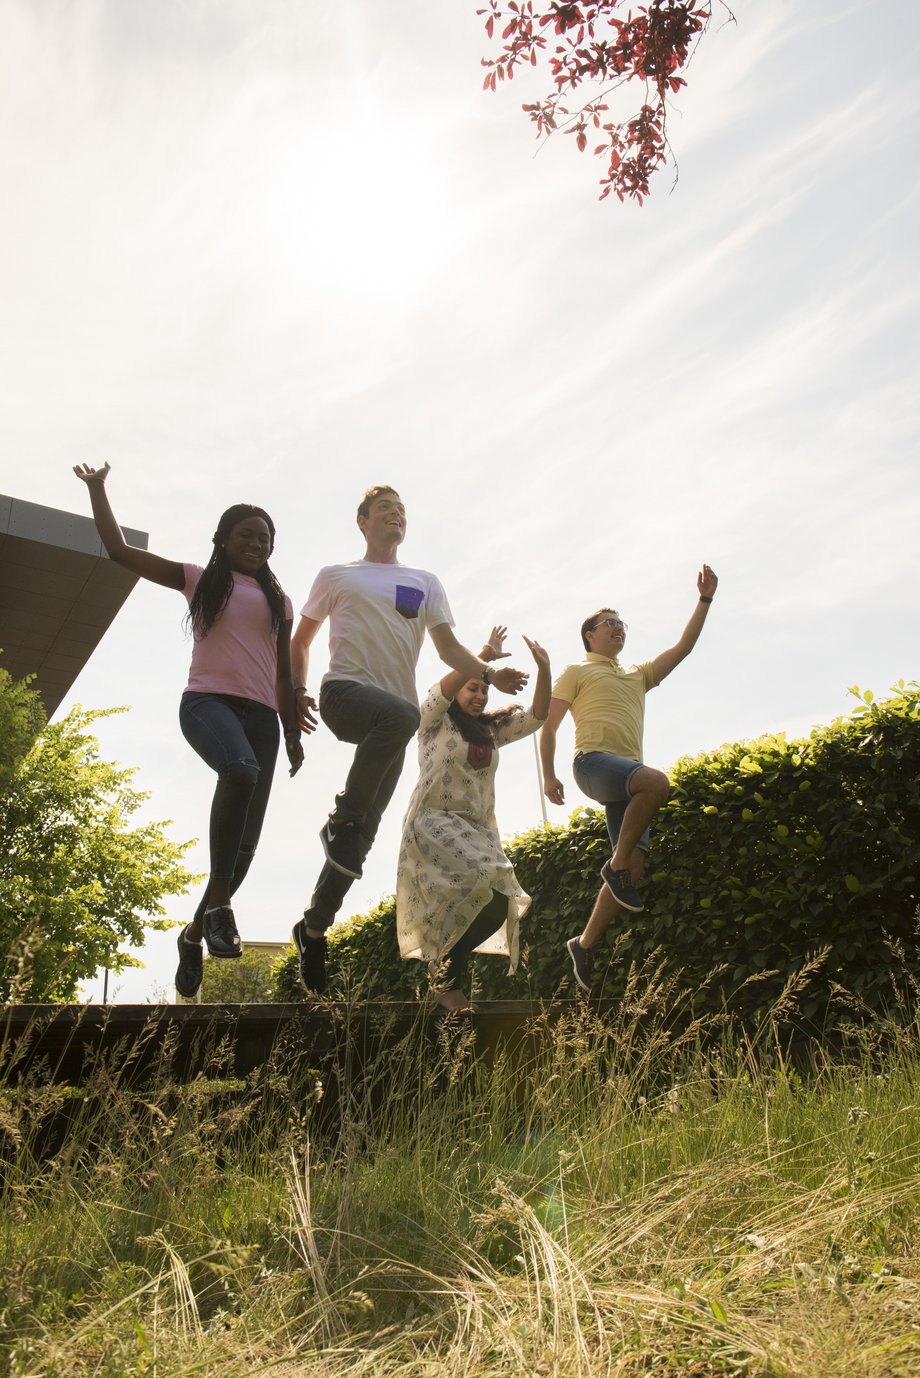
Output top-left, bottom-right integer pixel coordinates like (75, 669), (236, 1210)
(0, 1000), (604, 1086)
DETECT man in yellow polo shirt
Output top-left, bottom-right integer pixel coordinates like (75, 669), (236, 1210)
(540, 566), (718, 991)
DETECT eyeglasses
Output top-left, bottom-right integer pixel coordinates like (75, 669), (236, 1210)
(598, 617), (627, 632)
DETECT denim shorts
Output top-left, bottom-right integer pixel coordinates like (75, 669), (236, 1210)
(573, 750), (650, 852)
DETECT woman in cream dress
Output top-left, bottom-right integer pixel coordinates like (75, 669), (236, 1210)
(397, 628), (551, 1010)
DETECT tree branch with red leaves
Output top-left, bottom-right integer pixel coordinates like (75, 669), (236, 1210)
(478, 1), (723, 203)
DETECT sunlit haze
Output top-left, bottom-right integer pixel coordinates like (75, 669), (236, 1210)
(1, 0), (917, 1001)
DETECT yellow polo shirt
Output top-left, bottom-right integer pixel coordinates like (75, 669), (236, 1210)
(552, 654), (658, 762)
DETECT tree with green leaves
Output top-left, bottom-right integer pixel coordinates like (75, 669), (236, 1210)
(0, 668), (199, 1002)
(199, 947), (285, 1004)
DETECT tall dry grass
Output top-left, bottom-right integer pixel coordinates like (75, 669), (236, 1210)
(1, 970), (918, 1377)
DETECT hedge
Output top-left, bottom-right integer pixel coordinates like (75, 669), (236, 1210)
(275, 683), (920, 1022)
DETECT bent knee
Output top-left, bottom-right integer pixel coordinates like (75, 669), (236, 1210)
(387, 700), (421, 740)
(219, 757), (260, 791)
(633, 767), (670, 804)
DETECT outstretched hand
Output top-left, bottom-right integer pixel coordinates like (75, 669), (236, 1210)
(698, 564), (718, 600)
(73, 463), (111, 486)
(522, 635), (549, 671)
(481, 625), (511, 662)
(490, 665), (529, 695)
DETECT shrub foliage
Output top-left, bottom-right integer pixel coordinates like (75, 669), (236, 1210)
(0, 691), (199, 1002)
(276, 684), (920, 1021)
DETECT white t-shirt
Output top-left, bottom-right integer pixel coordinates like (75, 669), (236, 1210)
(301, 560), (453, 706)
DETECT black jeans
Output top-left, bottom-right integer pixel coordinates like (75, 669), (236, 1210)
(179, 692), (279, 925)
(307, 679), (420, 928)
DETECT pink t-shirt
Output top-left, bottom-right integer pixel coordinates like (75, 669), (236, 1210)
(182, 564), (293, 711)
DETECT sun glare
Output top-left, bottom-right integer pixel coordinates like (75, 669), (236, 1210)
(268, 119), (453, 307)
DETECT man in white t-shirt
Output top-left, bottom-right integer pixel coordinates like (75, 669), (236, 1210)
(290, 485), (528, 993)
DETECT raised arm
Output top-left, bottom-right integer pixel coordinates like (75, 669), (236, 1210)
(291, 614), (322, 733)
(523, 636), (552, 721)
(438, 624), (509, 701)
(73, 463), (184, 589)
(428, 621), (528, 696)
(649, 565), (719, 685)
(540, 697), (571, 805)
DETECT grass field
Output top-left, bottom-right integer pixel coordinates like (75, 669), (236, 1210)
(1, 975), (919, 1378)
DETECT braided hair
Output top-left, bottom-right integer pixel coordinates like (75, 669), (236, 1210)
(186, 503), (287, 638)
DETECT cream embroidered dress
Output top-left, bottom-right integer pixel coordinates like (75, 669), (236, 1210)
(396, 686), (541, 970)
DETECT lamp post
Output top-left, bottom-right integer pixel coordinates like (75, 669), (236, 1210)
(532, 735), (549, 828)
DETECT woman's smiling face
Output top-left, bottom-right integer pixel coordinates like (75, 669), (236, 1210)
(222, 516), (273, 574)
(456, 678), (489, 716)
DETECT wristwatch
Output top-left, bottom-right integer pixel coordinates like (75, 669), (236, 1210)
(481, 666), (491, 685)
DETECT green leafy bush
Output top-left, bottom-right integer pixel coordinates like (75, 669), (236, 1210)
(275, 684), (920, 1023)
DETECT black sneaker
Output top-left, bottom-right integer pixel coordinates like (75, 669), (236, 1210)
(175, 925), (203, 998)
(320, 818), (363, 879)
(292, 916), (327, 995)
(566, 936), (594, 992)
(600, 861), (644, 912)
(202, 906), (243, 958)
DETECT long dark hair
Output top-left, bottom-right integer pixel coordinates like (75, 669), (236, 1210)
(447, 699), (523, 748)
(186, 503), (287, 638)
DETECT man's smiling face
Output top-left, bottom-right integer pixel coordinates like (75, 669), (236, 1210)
(586, 612), (627, 659)
(359, 492), (406, 549)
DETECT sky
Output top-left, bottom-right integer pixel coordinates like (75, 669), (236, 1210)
(1, 0), (918, 1002)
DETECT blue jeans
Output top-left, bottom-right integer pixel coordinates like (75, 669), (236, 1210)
(179, 692), (279, 921)
(573, 751), (651, 853)
(307, 679), (420, 928)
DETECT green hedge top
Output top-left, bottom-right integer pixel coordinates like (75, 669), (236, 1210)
(275, 683), (920, 1023)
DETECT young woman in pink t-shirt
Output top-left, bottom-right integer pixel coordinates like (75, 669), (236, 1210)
(74, 464), (307, 998)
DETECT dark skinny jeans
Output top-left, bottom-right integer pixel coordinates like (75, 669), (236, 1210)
(179, 692), (279, 926)
(307, 679), (420, 928)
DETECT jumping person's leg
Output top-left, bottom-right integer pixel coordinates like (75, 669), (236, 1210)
(308, 738), (410, 925)
(293, 682), (420, 995)
(572, 752), (666, 912)
(185, 699), (280, 929)
(566, 752), (661, 990)
(581, 846), (647, 948)
(316, 679), (420, 879)
(566, 842), (649, 993)
(609, 766), (669, 872)
(179, 693), (279, 963)
(429, 890), (508, 1010)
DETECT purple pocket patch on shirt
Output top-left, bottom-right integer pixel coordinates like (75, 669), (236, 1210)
(395, 584), (425, 619)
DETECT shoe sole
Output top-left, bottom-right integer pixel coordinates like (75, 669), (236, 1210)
(599, 866), (645, 913)
(320, 826), (363, 880)
(566, 937), (593, 993)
